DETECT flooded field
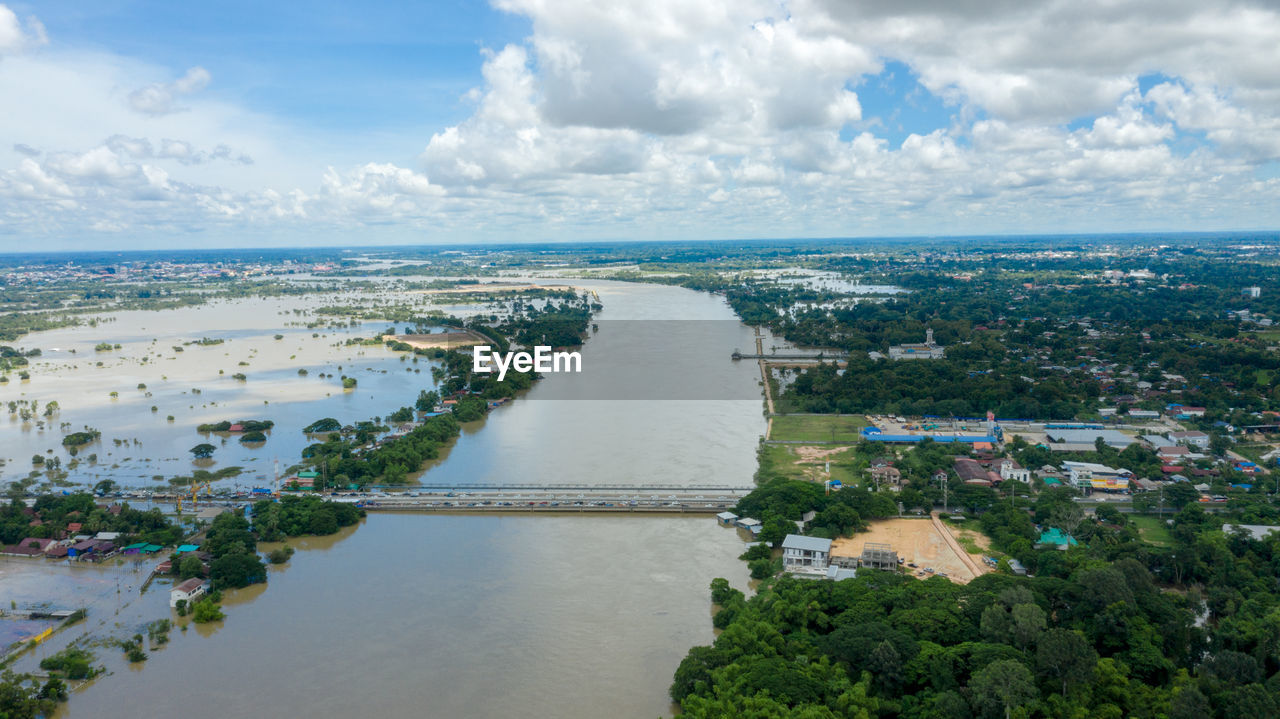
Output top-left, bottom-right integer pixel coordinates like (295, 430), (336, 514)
(7, 277), (768, 718)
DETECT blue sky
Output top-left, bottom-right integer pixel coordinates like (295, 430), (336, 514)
(1, 0), (1279, 249)
(11, 1), (530, 133)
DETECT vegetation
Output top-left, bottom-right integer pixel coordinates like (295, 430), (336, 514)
(38, 647), (97, 680)
(252, 495), (363, 540)
(191, 597), (225, 623)
(197, 419), (274, 433)
(1, 493), (181, 546)
(303, 417), (341, 434)
(61, 430), (101, 447)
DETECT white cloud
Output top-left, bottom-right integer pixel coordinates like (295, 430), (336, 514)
(0, 4), (45, 55)
(4, 0), (1280, 246)
(127, 66), (212, 116)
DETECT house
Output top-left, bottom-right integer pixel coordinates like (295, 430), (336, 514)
(1143, 434), (1175, 449)
(869, 465), (902, 488)
(95, 532), (121, 542)
(170, 578), (206, 608)
(735, 517), (763, 535)
(45, 544), (68, 559)
(67, 539), (97, 558)
(1, 541), (44, 557)
(1168, 431), (1210, 450)
(1157, 445), (1191, 460)
(715, 511), (738, 527)
(888, 329), (946, 360)
(781, 534), (831, 572)
(227, 423), (245, 432)
(1166, 405), (1206, 419)
(1128, 410), (1160, 419)
(1007, 559), (1028, 576)
(20, 537), (55, 553)
(998, 459), (1031, 483)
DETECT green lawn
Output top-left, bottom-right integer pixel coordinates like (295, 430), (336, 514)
(758, 444), (862, 486)
(770, 414), (869, 442)
(1130, 514), (1174, 545)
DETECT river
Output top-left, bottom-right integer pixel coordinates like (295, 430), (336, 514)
(25, 277), (764, 718)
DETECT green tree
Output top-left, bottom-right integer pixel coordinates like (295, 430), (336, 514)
(189, 443), (216, 459)
(969, 659), (1037, 719)
(1036, 628), (1098, 696)
(177, 553), (204, 580)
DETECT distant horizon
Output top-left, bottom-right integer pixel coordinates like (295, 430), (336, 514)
(3, 229), (1280, 260)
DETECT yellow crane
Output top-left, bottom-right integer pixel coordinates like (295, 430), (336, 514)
(176, 481), (212, 513)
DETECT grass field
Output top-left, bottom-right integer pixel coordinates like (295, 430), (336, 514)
(758, 444), (861, 486)
(1130, 514), (1174, 545)
(769, 414), (869, 442)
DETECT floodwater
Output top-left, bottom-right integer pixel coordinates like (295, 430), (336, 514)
(6, 278), (765, 719)
(2, 288), (452, 488)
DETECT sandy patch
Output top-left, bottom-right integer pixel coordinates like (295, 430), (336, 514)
(382, 330), (490, 349)
(793, 446), (849, 462)
(831, 517), (985, 584)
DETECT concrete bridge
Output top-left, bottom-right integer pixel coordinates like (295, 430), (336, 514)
(732, 350), (849, 360)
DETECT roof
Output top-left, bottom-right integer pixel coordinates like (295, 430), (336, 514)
(826, 565), (857, 581)
(1169, 431), (1208, 439)
(1222, 524), (1280, 541)
(1142, 434), (1175, 447)
(4, 544), (43, 556)
(1037, 528), (1078, 546)
(781, 534), (832, 553)
(1045, 428), (1135, 447)
(954, 457), (988, 481)
(173, 578), (205, 594)
(715, 511), (738, 520)
(176, 544), (200, 553)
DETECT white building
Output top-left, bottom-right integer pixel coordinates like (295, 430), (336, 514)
(781, 534), (832, 572)
(998, 459), (1031, 483)
(1245, 287), (1261, 298)
(888, 329), (945, 360)
(170, 577), (206, 608)
(1168, 431), (1210, 450)
(1061, 461), (1132, 491)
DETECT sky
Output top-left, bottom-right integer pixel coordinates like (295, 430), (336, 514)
(1, 0), (1279, 250)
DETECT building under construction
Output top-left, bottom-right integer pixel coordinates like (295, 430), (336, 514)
(857, 542), (900, 571)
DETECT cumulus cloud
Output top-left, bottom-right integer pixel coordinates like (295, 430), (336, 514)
(0, 4), (46, 55)
(127, 66), (212, 116)
(4, 0), (1280, 244)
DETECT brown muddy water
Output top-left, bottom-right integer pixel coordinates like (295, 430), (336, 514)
(5, 278), (766, 718)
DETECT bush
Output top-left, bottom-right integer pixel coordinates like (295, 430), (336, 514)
(748, 558), (775, 580)
(267, 545), (295, 564)
(240, 430), (267, 443)
(191, 598), (225, 623)
(39, 647), (95, 680)
(739, 544), (773, 562)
